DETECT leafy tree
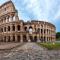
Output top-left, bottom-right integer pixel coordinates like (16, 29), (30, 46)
(56, 32), (60, 40)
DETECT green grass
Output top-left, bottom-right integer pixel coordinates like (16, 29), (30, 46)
(37, 42), (60, 50)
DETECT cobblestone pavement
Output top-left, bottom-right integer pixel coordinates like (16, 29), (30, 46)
(0, 43), (60, 60)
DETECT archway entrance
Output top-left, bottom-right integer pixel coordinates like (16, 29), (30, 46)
(4, 36), (6, 42)
(13, 36), (15, 42)
(8, 36), (10, 42)
(23, 35), (27, 42)
(34, 36), (37, 42)
(41, 36), (43, 42)
(29, 36), (33, 42)
(17, 36), (20, 42)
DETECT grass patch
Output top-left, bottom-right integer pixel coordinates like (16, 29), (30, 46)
(37, 42), (60, 50)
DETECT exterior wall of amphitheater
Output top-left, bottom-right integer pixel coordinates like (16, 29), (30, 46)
(0, 1), (56, 42)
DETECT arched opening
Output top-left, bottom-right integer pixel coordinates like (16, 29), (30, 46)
(41, 36), (43, 42)
(23, 35), (27, 42)
(47, 37), (48, 41)
(12, 25), (15, 31)
(8, 26), (10, 31)
(17, 25), (20, 31)
(44, 37), (46, 42)
(34, 36), (37, 42)
(37, 28), (40, 33)
(17, 35), (20, 42)
(4, 36), (6, 42)
(4, 27), (6, 32)
(24, 27), (27, 31)
(29, 36), (33, 42)
(29, 26), (32, 29)
(13, 36), (15, 42)
(29, 26), (33, 34)
(8, 36), (10, 42)
(41, 29), (43, 34)
(44, 29), (46, 34)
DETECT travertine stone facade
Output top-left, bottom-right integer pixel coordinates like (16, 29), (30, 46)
(0, 1), (56, 42)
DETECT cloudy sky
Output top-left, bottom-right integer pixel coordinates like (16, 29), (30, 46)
(0, 0), (60, 32)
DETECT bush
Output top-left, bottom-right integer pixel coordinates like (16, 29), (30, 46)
(37, 42), (60, 50)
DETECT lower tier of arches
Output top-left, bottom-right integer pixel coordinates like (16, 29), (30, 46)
(0, 34), (55, 42)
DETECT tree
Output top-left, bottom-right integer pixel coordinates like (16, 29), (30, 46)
(56, 32), (60, 40)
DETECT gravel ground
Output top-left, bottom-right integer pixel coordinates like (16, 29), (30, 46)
(0, 43), (60, 60)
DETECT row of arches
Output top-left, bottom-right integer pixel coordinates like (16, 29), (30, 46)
(0, 15), (17, 23)
(0, 35), (38, 42)
(0, 25), (20, 32)
(24, 26), (52, 34)
(0, 35), (54, 42)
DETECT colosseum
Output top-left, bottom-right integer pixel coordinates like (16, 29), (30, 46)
(0, 0), (56, 42)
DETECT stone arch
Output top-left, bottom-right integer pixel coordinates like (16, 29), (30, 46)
(44, 36), (46, 42)
(13, 35), (15, 42)
(1, 28), (3, 32)
(41, 29), (43, 34)
(17, 25), (20, 31)
(4, 27), (6, 32)
(8, 26), (10, 31)
(8, 36), (10, 42)
(4, 36), (6, 42)
(29, 26), (33, 29)
(34, 36), (37, 42)
(29, 36), (33, 42)
(41, 36), (43, 42)
(12, 25), (15, 31)
(17, 35), (20, 42)
(24, 27), (27, 31)
(47, 37), (48, 41)
(23, 35), (27, 42)
(37, 28), (40, 33)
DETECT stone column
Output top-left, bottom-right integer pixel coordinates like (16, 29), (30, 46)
(27, 26), (29, 32)
(3, 36), (4, 42)
(0, 36), (1, 42)
(15, 12), (19, 21)
(13, 16), (15, 21)
(15, 34), (17, 42)
(6, 36), (8, 42)
(37, 34), (40, 42)
(27, 33), (30, 42)
(3, 27), (4, 33)
(6, 16), (9, 22)
(20, 22), (23, 32)
(46, 25), (47, 42)
(15, 24), (17, 32)
(10, 35), (13, 42)
(6, 26), (8, 32)
(2, 18), (5, 23)
(10, 24), (12, 32)
(32, 25), (35, 32)
(40, 25), (41, 40)
(9, 15), (13, 22)
(20, 34), (23, 43)
(43, 25), (44, 42)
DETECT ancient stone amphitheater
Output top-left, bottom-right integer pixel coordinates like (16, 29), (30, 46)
(0, 1), (56, 42)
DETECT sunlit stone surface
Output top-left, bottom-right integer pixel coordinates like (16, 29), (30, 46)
(0, 43), (60, 60)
